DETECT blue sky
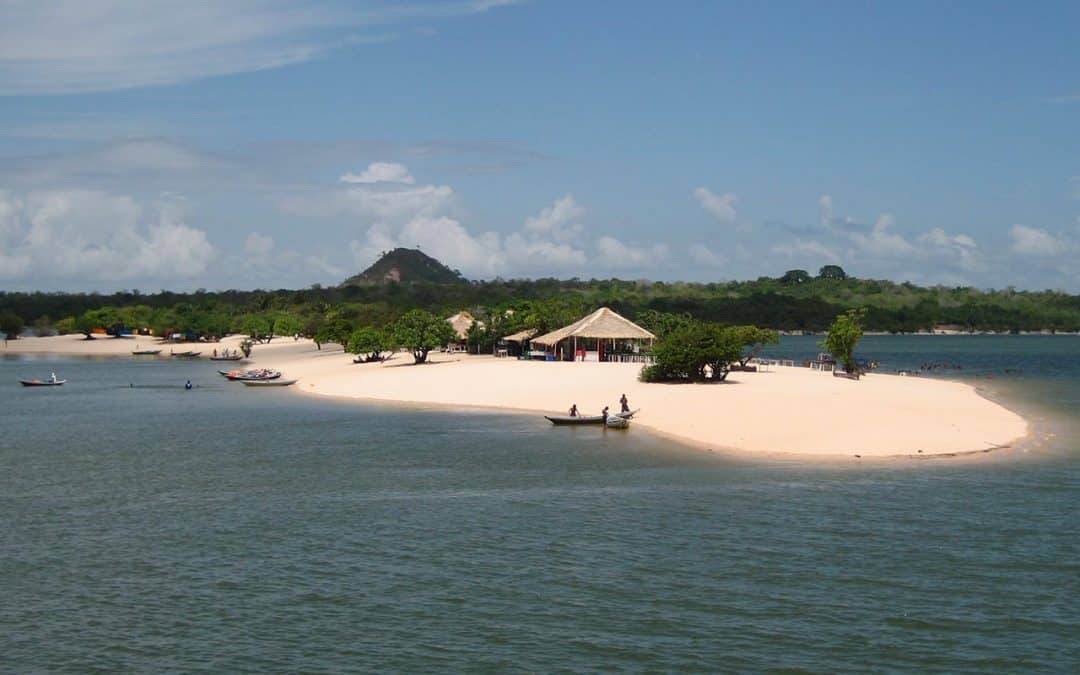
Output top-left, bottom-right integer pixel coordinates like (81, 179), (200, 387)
(1, 0), (1078, 291)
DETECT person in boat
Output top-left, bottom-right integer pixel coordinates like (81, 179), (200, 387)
(619, 393), (629, 413)
(185, 380), (193, 390)
(569, 404), (578, 417)
(49, 372), (57, 383)
(601, 405), (609, 423)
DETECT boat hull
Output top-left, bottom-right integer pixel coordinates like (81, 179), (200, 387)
(20, 380), (65, 386)
(545, 409), (638, 426)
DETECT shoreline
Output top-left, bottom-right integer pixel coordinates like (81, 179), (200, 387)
(4, 334), (1032, 461)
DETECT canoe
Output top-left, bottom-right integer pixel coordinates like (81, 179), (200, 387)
(241, 378), (298, 387)
(132, 349), (162, 355)
(171, 351), (201, 358)
(544, 409), (638, 426)
(209, 355), (244, 361)
(20, 379), (66, 387)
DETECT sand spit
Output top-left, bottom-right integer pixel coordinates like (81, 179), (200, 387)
(5, 335), (1029, 459)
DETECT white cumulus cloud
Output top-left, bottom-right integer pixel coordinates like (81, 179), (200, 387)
(694, 187), (738, 223)
(340, 162), (416, 185)
(1009, 224), (1068, 256)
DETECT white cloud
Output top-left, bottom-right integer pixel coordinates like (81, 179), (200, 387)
(243, 232), (275, 262)
(694, 187), (738, 223)
(0, 1), (520, 95)
(1009, 224), (1068, 256)
(0, 189), (215, 282)
(523, 194), (585, 243)
(595, 237), (668, 269)
(818, 194), (834, 226)
(770, 238), (840, 263)
(918, 228), (981, 271)
(340, 162), (416, 185)
(848, 214), (915, 257)
(688, 243), (725, 267)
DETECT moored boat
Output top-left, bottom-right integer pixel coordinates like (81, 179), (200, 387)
(544, 409), (638, 426)
(132, 349), (162, 355)
(605, 415), (630, 429)
(223, 368), (281, 381)
(209, 355), (244, 361)
(20, 379), (66, 387)
(171, 350), (201, 358)
(241, 378), (298, 387)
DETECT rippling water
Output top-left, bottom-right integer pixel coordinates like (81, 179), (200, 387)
(2, 338), (1078, 672)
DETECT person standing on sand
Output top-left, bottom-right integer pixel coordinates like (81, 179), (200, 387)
(601, 406), (609, 423)
(619, 394), (629, 413)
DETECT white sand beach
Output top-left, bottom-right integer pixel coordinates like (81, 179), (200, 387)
(4, 335), (1029, 458)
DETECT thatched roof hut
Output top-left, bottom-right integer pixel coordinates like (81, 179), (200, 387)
(531, 307), (655, 346)
(501, 328), (537, 342)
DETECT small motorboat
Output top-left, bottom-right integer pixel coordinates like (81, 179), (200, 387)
(224, 368), (281, 381)
(544, 409), (638, 426)
(241, 378), (298, 387)
(132, 349), (162, 355)
(171, 350), (201, 358)
(605, 416), (630, 429)
(209, 354), (244, 361)
(20, 378), (66, 387)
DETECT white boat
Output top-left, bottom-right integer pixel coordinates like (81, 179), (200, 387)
(241, 378), (298, 387)
(605, 415), (630, 429)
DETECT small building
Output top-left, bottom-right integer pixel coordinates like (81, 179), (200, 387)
(531, 307), (655, 362)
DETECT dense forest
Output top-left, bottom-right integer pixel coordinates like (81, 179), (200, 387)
(2, 260), (1080, 341)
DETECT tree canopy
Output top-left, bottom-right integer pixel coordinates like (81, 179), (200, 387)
(822, 309), (866, 374)
(392, 309), (456, 364)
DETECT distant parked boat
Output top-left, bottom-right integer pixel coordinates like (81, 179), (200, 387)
(221, 368), (281, 381)
(209, 354), (244, 361)
(241, 378), (298, 387)
(171, 351), (201, 358)
(132, 349), (162, 355)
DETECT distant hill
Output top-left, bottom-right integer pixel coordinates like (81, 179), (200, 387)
(342, 248), (468, 286)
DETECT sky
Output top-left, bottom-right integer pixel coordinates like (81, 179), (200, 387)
(1, 0), (1078, 292)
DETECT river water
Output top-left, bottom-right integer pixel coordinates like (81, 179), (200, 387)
(1, 337), (1077, 672)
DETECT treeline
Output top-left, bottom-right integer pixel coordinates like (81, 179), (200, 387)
(3, 265), (1080, 336)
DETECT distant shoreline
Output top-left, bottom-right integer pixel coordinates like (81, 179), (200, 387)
(3, 334), (1032, 460)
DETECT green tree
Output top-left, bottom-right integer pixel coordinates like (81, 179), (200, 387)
(818, 265), (848, 280)
(392, 309), (456, 364)
(822, 308), (866, 374)
(779, 269), (812, 285)
(635, 309), (695, 338)
(728, 325), (780, 368)
(347, 326), (394, 362)
(640, 322), (743, 383)
(273, 312), (302, 340)
(315, 316), (353, 349)
(241, 314), (272, 343)
(0, 311), (24, 340)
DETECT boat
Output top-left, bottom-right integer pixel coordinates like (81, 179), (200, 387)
(171, 351), (201, 358)
(223, 368), (281, 381)
(605, 416), (630, 429)
(132, 349), (162, 355)
(20, 379), (66, 387)
(241, 378), (298, 387)
(209, 355), (244, 361)
(544, 409), (638, 426)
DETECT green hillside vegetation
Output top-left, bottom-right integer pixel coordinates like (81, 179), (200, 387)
(3, 266), (1079, 347)
(341, 247), (467, 286)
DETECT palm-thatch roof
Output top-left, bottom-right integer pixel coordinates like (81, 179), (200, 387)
(446, 311), (479, 340)
(531, 307), (655, 346)
(502, 328), (538, 342)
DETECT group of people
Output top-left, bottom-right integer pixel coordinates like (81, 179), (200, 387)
(568, 393), (630, 420)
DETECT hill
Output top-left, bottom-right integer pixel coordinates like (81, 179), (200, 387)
(341, 248), (467, 286)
